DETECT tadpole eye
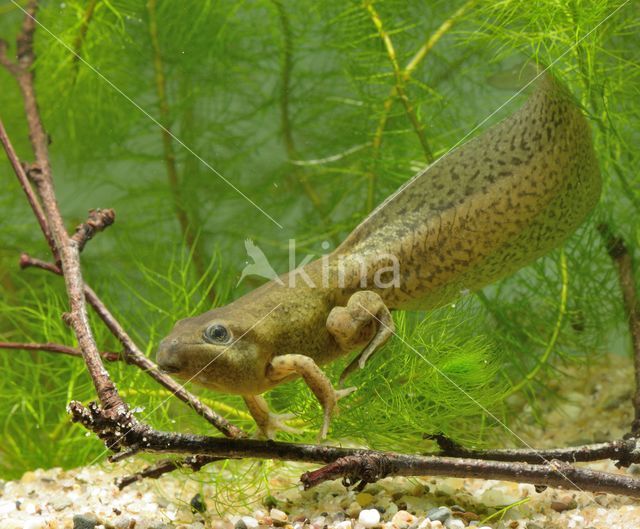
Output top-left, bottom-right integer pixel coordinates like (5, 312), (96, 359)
(203, 324), (231, 344)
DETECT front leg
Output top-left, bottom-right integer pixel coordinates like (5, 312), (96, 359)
(326, 290), (394, 385)
(267, 354), (356, 441)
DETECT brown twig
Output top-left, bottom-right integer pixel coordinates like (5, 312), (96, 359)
(0, 341), (120, 362)
(598, 223), (640, 435)
(0, 121), (56, 257)
(299, 453), (640, 496)
(68, 400), (640, 498)
(116, 455), (223, 489)
(425, 433), (640, 468)
(0, 1), (122, 412)
(72, 208), (115, 251)
(1, 2), (245, 439)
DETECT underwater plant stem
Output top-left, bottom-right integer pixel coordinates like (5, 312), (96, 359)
(70, 0), (99, 79)
(68, 399), (640, 498)
(371, 0), (477, 162)
(598, 223), (640, 435)
(271, 0), (335, 242)
(0, 341), (120, 362)
(146, 0), (213, 302)
(365, 0), (440, 211)
(505, 251), (568, 397)
(366, 1), (433, 165)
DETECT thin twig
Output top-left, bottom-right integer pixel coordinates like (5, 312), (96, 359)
(1, 2), (245, 439)
(300, 453), (639, 496)
(425, 433), (640, 468)
(0, 121), (56, 257)
(71, 208), (115, 251)
(0, 341), (120, 362)
(68, 400), (640, 498)
(598, 223), (640, 435)
(0, 1), (122, 411)
(116, 455), (223, 489)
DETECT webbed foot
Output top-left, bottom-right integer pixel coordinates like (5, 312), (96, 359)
(243, 395), (302, 439)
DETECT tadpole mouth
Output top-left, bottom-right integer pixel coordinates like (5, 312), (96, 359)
(159, 365), (181, 374)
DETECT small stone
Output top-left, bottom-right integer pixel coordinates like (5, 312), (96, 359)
(48, 494), (72, 512)
(458, 512), (479, 523)
(426, 507), (452, 523)
(550, 497), (577, 512)
(20, 471), (37, 484)
(241, 517), (260, 529)
(356, 493), (375, 508)
(271, 508), (288, 527)
(392, 510), (416, 529)
(385, 503), (398, 517)
(444, 520), (465, 529)
(347, 501), (362, 518)
(73, 514), (98, 529)
(22, 519), (47, 529)
(113, 516), (136, 529)
(190, 493), (207, 514)
(235, 520), (248, 529)
(358, 509), (380, 528)
(335, 522), (352, 529)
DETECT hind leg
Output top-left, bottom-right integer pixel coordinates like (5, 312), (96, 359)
(326, 290), (394, 385)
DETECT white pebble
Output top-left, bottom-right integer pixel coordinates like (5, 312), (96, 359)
(335, 522), (352, 529)
(241, 516), (260, 529)
(359, 509), (381, 528)
(270, 508), (288, 522)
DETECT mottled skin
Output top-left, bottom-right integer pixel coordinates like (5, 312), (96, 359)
(157, 74), (601, 440)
